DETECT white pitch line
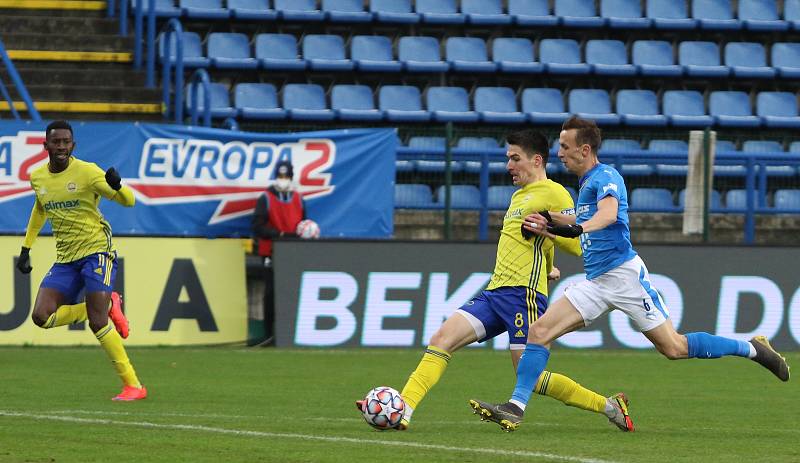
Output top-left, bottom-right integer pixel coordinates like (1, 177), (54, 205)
(0, 410), (617, 463)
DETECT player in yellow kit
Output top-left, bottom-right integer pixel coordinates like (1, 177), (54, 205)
(15, 120), (147, 401)
(356, 129), (633, 431)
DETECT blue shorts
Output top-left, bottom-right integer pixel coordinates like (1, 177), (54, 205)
(40, 252), (117, 304)
(456, 286), (548, 349)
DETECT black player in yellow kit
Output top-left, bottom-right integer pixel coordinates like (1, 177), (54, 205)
(15, 120), (146, 401)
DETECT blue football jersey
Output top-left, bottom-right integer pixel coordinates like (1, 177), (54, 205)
(575, 163), (637, 279)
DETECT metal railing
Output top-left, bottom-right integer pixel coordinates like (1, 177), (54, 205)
(188, 68), (212, 127)
(161, 18), (185, 124)
(0, 39), (40, 121)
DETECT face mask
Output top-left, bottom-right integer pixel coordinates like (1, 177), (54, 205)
(275, 178), (292, 191)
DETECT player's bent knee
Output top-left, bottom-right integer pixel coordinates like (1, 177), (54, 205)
(527, 322), (551, 344)
(655, 343), (684, 360)
(31, 312), (48, 328)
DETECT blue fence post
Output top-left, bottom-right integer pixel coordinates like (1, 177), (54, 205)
(223, 117), (240, 131)
(119, 0), (128, 36)
(107, 0), (115, 17)
(146, 0), (156, 87)
(744, 156), (756, 244)
(478, 150), (489, 241)
(134, 0), (143, 68)
(189, 68), (211, 127)
(0, 79), (21, 120)
(161, 19), (184, 123)
(0, 39), (41, 121)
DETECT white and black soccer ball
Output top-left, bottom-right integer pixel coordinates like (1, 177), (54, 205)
(295, 219), (320, 239)
(361, 386), (405, 430)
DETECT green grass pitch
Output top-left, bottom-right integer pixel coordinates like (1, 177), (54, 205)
(0, 347), (797, 463)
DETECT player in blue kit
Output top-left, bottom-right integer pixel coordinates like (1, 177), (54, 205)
(469, 116), (790, 431)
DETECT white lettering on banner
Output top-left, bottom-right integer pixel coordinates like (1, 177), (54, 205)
(788, 287), (800, 344)
(295, 272), (358, 346)
(551, 274), (603, 348)
(609, 275), (684, 348)
(716, 276), (783, 340)
(421, 272), (491, 346)
(361, 273), (421, 346)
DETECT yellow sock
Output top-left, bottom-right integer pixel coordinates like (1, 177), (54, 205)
(534, 370), (606, 414)
(94, 323), (141, 388)
(43, 303), (88, 328)
(400, 345), (451, 410)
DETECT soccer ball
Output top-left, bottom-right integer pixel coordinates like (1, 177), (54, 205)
(361, 386), (405, 430)
(296, 219), (320, 239)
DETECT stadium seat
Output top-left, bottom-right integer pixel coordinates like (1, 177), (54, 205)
(351, 36), (401, 72)
(713, 140), (747, 177)
(379, 86), (430, 122)
(158, 31), (209, 67)
(133, 0), (181, 17)
(554, 0), (606, 27)
(738, 0), (788, 31)
(539, 39), (591, 74)
(716, 140), (738, 153)
(488, 186), (517, 210)
(273, 0), (324, 21)
(709, 91), (761, 127)
(492, 38), (543, 73)
(757, 92), (800, 128)
(474, 87), (526, 124)
(650, 140), (689, 176)
(255, 33), (306, 70)
(185, 82), (237, 118)
(398, 36), (449, 72)
(408, 137), (463, 174)
(322, 0), (372, 22)
(724, 42), (776, 79)
(646, 0), (697, 29)
(600, 0), (652, 28)
(786, 0), (800, 30)
(679, 189), (722, 212)
(415, 0), (464, 24)
(234, 83), (286, 120)
(282, 84), (335, 120)
(436, 185), (481, 209)
(740, 140), (795, 177)
(791, 141), (800, 153)
(616, 90), (667, 126)
(522, 88), (569, 124)
(692, 0), (740, 30)
(395, 159), (415, 173)
(508, 0), (559, 26)
(303, 35), (353, 71)
(725, 189), (748, 210)
(585, 39), (636, 75)
(774, 190), (800, 211)
(601, 139), (653, 175)
(663, 90), (714, 127)
(445, 37), (497, 73)
(207, 33), (258, 69)
(427, 87), (479, 122)
(331, 84), (382, 121)
(179, 0), (229, 19)
(370, 0), (419, 23)
(456, 137), (505, 174)
(568, 89), (621, 125)
(630, 188), (677, 212)
(395, 184), (437, 209)
(632, 40), (682, 76)
(771, 43), (800, 78)
(678, 41), (729, 77)
(228, 0), (277, 20)
(462, 0), (512, 25)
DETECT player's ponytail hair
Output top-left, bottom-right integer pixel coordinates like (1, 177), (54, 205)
(562, 116), (601, 155)
(505, 129), (549, 164)
(45, 120), (73, 139)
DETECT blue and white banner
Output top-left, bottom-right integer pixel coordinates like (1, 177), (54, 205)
(0, 121), (396, 238)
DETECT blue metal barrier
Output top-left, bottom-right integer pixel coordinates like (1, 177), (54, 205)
(131, 0), (156, 88)
(161, 18), (185, 123)
(222, 117), (240, 131)
(188, 68), (212, 127)
(0, 39), (41, 121)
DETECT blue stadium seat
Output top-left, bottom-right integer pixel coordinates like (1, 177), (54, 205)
(408, 137), (464, 174)
(600, 0), (652, 28)
(651, 139), (689, 176)
(456, 137), (505, 173)
(474, 87), (526, 124)
(663, 90), (714, 127)
(456, 137), (500, 151)
(379, 86), (430, 122)
(228, 0), (277, 20)
(716, 140), (738, 153)
(415, 0), (464, 24)
(741, 142), (794, 177)
(710, 91), (761, 127)
(395, 159), (415, 173)
(725, 189), (748, 210)
(185, 82), (237, 118)
(771, 43), (800, 78)
(303, 34), (353, 71)
(555, 0), (606, 27)
(395, 184), (436, 209)
(757, 92), (800, 128)
(179, 0), (229, 19)
(522, 88), (569, 124)
(331, 84), (382, 121)
(133, 0), (181, 17)
(724, 42), (776, 79)
(630, 188), (677, 212)
(679, 189), (722, 212)
(601, 139), (652, 176)
(436, 185), (481, 209)
(616, 90), (667, 126)
(646, 0), (697, 29)
(565, 186), (578, 203)
(488, 186), (517, 210)
(539, 39), (591, 74)
(508, 0), (559, 26)
(322, 0), (372, 22)
(492, 38), (543, 73)
(370, 0), (419, 23)
(568, 89), (621, 125)
(786, 0), (800, 30)
(585, 39), (636, 75)
(407, 136), (446, 153)
(738, 0), (788, 31)
(713, 141), (747, 177)
(398, 36), (449, 72)
(462, 0), (511, 25)
(427, 87), (479, 123)
(158, 31), (209, 67)
(282, 84), (335, 120)
(678, 41), (729, 77)
(207, 33), (258, 69)
(774, 190), (800, 211)
(445, 37), (497, 73)
(692, 0), (740, 29)
(791, 141), (800, 153)
(273, 0), (324, 21)
(234, 83), (286, 120)
(632, 40), (682, 76)
(255, 33), (306, 70)
(351, 35), (401, 72)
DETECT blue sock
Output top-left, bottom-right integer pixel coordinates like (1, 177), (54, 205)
(510, 344), (550, 407)
(685, 332), (751, 359)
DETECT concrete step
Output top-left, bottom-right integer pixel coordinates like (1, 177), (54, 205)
(1, 66), (148, 87)
(7, 85), (162, 103)
(0, 15), (120, 35)
(2, 33), (133, 51)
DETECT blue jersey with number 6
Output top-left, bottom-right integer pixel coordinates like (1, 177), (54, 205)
(575, 163), (637, 279)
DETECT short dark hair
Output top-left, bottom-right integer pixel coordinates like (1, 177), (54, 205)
(562, 116), (601, 154)
(505, 129), (549, 164)
(46, 120), (73, 139)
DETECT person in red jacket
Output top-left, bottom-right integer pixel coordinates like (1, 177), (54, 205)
(252, 160), (306, 345)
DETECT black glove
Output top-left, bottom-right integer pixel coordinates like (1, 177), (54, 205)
(105, 167), (122, 191)
(16, 247), (32, 274)
(538, 210), (552, 222)
(546, 223), (583, 238)
(520, 223), (534, 240)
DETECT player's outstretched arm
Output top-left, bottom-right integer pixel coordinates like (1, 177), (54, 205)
(102, 167), (135, 207)
(18, 200), (45, 273)
(575, 196), (618, 233)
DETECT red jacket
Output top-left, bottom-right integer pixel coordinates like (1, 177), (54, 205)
(253, 188), (305, 257)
